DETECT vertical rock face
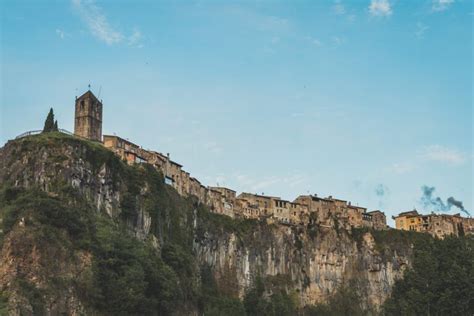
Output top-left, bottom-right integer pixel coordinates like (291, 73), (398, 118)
(0, 135), (414, 313)
(194, 224), (410, 308)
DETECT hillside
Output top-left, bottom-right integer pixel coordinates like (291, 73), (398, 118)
(0, 133), (443, 315)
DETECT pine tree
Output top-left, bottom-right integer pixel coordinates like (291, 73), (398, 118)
(42, 108), (55, 133)
(53, 120), (58, 132)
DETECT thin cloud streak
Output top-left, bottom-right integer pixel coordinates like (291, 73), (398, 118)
(72, 0), (123, 45)
(415, 22), (429, 39)
(55, 29), (67, 39)
(432, 0), (454, 12)
(421, 145), (466, 165)
(369, 0), (392, 17)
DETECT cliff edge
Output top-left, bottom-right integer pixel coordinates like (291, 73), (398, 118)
(0, 133), (424, 315)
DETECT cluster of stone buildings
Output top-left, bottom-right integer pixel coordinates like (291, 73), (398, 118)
(72, 90), (473, 237)
(393, 210), (474, 239)
(100, 131), (388, 230)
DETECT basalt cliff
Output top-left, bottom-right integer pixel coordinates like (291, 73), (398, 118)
(0, 133), (421, 315)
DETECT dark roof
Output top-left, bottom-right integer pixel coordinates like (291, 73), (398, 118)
(348, 205), (366, 210)
(276, 199), (291, 203)
(169, 160), (183, 168)
(296, 195), (334, 203)
(396, 210), (419, 217)
(190, 177), (202, 185)
(209, 186), (236, 193)
(238, 192), (280, 200)
(209, 188), (223, 195)
(77, 90), (101, 103)
(367, 210), (385, 215)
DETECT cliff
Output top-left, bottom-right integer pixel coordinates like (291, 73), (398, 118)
(0, 133), (422, 315)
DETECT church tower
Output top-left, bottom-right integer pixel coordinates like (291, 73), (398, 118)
(74, 90), (103, 142)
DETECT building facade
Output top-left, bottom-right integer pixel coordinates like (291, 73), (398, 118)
(393, 210), (473, 238)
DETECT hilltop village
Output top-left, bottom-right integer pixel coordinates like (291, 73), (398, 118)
(71, 90), (473, 238)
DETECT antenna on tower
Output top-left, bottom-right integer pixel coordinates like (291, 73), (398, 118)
(88, 83), (91, 90)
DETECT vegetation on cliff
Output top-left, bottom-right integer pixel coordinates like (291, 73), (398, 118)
(383, 235), (474, 316)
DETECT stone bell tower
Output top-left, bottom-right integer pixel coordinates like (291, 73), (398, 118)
(74, 90), (103, 142)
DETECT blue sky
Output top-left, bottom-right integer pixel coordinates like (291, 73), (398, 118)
(1, 0), (472, 224)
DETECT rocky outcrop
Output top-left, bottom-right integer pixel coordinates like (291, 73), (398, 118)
(194, 224), (409, 308)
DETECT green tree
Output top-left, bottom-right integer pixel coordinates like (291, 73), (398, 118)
(383, 236), (474, 316)
(42, 108), (56, 132)
(53, 120), (58, 131)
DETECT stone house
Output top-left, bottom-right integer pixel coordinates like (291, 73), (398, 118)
(209, 187), (236, 218)
(347, 205), (364, 228)
(272, 199), (292, 224)
(235, 198), (260, 219)
(293, 195), (336, 226)
(189, 177), (205, 203)
(289, 202), (309, 225)
(237, 193), (277, 218)
(103, 135), (148, 165)
(207, 188), (225, 214)
(367, 210), (387, 230)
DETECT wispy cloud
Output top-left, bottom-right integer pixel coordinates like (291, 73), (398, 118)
(332, 1), (356, 22)
(203, 141), (222, 155)
(304, 35), (323, 47)
(415, 22), (429, 39)
(214, 5), (290, 34)
(333, 0), (346, 15)
(270, 36), (280, 44)
(72, 0), (123, 45)
(388, 145), (467, 175)
(369, 0), (392, 17)
(235, 173), (307, 193)
(432, 0), (454, 12)
(331, 36), (344, 47)
(128, 28), (143, 47)
(389, 162), (416, 174)
(421, 145), (466, 165)
(257, 15), (289, 32)
(55, 28), (67, 39)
